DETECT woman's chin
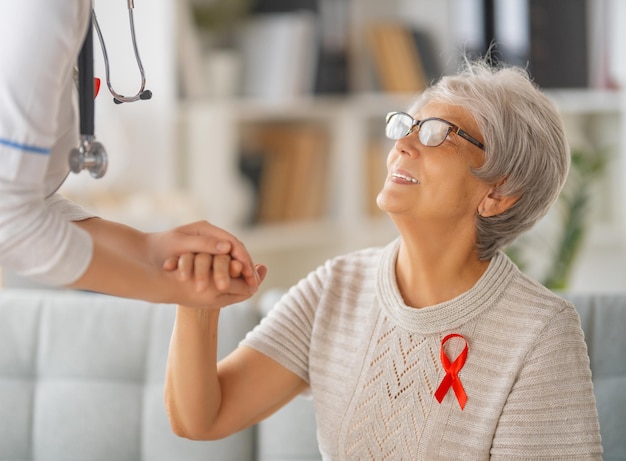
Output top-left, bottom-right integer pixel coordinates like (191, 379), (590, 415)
(375, 194), (388, 213)
(376, 191), (405, 214)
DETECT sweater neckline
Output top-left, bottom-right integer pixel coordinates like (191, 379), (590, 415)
(376, 238), (517, 334)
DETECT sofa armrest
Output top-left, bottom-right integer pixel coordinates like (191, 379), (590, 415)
(565, 293), (626, 459)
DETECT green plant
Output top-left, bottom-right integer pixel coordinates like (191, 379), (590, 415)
(542, 147), (609, 290)
(506, 147), (609, 290)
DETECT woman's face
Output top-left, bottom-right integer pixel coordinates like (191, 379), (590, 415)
(376, 101), (490, 226)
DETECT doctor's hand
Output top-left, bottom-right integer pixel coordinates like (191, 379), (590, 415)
(71, 218), (263, 307)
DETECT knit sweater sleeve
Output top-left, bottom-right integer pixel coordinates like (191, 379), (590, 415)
(490, 302), (603, 460)
(240, 262), (327, 383)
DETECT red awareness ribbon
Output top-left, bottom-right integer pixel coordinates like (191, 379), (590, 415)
(434, 333), (468, 410)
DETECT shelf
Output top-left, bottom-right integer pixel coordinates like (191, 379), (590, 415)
(179, 92), (418, 122)
(180, 88), (622, 125)
(545, 88), (622, 115)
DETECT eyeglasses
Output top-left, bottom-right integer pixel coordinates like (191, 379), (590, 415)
(385, 112), (485, 150)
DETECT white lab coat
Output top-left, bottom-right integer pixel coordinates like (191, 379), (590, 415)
(0, 0), (95, 285)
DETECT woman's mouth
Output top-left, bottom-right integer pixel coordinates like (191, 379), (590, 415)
(391, 172), (419, 184)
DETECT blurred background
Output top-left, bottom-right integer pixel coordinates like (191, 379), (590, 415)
(53, 0), (626, 296)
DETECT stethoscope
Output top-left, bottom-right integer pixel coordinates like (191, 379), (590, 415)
(69, 0), (152, 179)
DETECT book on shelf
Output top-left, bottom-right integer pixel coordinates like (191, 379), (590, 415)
(410, 29), (443, 84)
(528, 0), (589, 88)
(238, 11), (319, 101)
(366, 21), (430, 93)
(251, 0), (317, 13)
(472, 0), (590, 89)
(239, 123), (329, 225)
(314, 0), (350, 94)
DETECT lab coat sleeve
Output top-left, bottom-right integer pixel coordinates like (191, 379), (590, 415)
(46, 193), (96, 223)
(0, 0), (94, 286)
(0, 179), (94, 286)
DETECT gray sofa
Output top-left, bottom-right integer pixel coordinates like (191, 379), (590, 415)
(0, 288), (624, 460)
(0, 289), (320, 461)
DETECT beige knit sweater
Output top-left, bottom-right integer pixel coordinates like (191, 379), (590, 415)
(242, 239), (603, 460)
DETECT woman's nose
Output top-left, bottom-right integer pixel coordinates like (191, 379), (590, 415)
(395, 134), (420, 158)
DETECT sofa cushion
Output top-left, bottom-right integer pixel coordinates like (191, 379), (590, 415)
(565, 293), (626, 461)
(0, 289), (259, 461)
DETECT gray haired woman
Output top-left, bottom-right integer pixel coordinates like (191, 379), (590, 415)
(165, 60), (602, 460)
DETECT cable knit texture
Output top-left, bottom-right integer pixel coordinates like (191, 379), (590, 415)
(242, 239), (602, 460)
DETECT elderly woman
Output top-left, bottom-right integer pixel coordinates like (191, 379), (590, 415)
(164, 60), (603, 460)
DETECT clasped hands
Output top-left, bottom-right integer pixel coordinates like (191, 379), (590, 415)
(163, 251), (267, 309)
(156, 221), (267, 309)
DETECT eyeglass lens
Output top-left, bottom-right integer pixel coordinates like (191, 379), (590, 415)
(385, 113), (449, 147)
(385, 113), (414, 140)
(418, 119), (449, 146)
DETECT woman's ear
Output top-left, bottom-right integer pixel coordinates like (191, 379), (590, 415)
(478, 179), (519, 217)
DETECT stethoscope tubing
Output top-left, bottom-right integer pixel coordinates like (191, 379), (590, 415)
(92, 4), (150, 104)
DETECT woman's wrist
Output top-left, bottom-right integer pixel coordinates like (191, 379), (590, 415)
(176, 304), (221, 323)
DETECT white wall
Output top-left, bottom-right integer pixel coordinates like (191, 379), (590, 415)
(62, 0), (178, 199)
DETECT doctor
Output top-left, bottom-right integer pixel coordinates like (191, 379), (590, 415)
(0, 0), (264, 308)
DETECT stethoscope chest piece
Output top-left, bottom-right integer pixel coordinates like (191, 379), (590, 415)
(69, 136), (108, 179)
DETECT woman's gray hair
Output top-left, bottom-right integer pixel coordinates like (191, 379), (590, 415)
(410, 59), (570, 260)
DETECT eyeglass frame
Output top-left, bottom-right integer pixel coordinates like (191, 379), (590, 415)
(385, 111), (485, 150)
